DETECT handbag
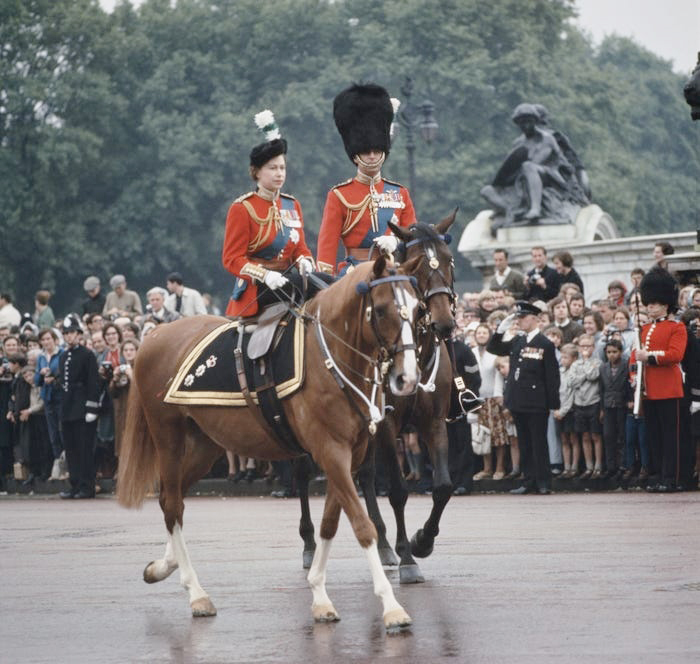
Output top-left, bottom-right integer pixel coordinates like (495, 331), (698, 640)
(471, 423), (492, 456)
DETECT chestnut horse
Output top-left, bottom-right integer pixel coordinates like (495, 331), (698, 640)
(117, 257), (421, 630)
(295, 212), (458, 584)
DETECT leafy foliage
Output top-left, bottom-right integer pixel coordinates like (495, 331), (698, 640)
(1, 0), (697, 313)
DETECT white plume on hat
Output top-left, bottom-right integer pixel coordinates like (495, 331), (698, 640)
(389, 97), (401, 139)
(254, 110), (281, 141)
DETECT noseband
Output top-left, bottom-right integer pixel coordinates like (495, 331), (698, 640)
(357, 274), (418, 363)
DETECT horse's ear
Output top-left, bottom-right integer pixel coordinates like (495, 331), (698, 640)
(435, 207), (458, 235)
(388, 221), (412, 242)
(373, 254), (387, 278)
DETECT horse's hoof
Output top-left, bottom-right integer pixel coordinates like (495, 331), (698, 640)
(379, 546), (399, 567)
(302, 549), (316, 570)
(410, 530), (434, 559)
(312, 603), (340, 623)
(399, 563), (425, 584)
(191, 597), (217, 617)
(383, 608), (412, 630)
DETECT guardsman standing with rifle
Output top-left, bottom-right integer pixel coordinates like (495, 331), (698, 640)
(629, 267), (687, 492)
(487, 301), (560, 494)
(316, 83), (416, 276)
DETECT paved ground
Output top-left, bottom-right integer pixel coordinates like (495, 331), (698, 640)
(1, 492), (699, 663)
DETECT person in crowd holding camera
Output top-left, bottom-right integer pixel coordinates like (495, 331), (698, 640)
(35, 328), (64, 480)
(109, 339), (138, 460)
(570, 334), (603, 478)
(103, 275), (142, 321)
(146, 286), (181, 324)
(630, 268), (687, 493)
(523, 246), (560, 302)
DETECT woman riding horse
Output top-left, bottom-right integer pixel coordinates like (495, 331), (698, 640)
(222, 110), (329, 318)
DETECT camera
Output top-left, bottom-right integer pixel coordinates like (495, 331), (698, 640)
(528, 271), (540, 286)
(118, 364), (129, 373)
(690, 320), (698, 335)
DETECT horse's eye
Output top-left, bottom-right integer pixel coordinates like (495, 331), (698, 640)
(374, 305), (387, 320)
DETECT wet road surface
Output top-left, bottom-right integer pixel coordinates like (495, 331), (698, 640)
(1, 492), (699, 663)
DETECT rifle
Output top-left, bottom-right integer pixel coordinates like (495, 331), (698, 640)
(632, 294), (644, 416)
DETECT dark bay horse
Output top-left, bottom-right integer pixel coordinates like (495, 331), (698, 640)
(296, 212), (458, 584)
(117, 257), (422, 630)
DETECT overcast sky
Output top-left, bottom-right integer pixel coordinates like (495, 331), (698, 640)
(98, 0), (699, 74)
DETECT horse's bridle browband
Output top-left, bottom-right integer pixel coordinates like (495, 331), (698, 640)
(403, 236), (456, 305)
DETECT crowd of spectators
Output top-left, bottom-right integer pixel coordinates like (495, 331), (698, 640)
(432, 241), (700, 493)
(0, 272), (223, 495)
(1, 239), (699, 497)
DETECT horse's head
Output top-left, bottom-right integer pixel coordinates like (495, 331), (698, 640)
(389, 208), (458, 339)
(355, 256), (421, 396)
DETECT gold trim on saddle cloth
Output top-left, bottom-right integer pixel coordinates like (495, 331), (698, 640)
(163, 315), (305, 406)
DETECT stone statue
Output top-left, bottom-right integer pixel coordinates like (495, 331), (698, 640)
(683, 52), (700, 120)
(481, 103), (590, 234)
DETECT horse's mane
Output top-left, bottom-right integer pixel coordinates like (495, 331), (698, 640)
(309, 261), (376, 315)
(406, 221), (443, 244)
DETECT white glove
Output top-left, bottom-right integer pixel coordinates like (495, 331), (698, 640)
(263, 270), (288, 290)
(690, 401), (700, 415)
(373, 234), (398, 256)
(298, 257), (314, 277)
(497, 313), (517, 334)
(85, 413), (97, 423)
(466, 412), (479, 424)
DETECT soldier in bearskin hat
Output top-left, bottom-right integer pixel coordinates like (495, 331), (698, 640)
(58, 313), (100, 498)
(222, 110), (325, 318)
(629, 267), (687, 492)
(316, 83), (416, 276)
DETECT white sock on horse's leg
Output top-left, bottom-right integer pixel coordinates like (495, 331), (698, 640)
(169, 523), (210, 606)
(307, 537), (339, 621)
(365, 540), (412, 629)
(144, 537), (178, 583)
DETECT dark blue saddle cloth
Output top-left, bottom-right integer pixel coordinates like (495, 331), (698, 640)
(164, 315), (304, 407)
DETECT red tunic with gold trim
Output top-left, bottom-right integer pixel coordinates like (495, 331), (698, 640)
(316, 173), (416, 275)
(222, 189), (312, 317)
(629, 318), (687, 399)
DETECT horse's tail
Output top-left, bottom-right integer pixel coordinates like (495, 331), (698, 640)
(117, 382), (158, 509)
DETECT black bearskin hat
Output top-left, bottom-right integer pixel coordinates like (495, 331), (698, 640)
(640, 266), (679, 311)
(333, 83), (393, 162)
(249, 138), (287, 170)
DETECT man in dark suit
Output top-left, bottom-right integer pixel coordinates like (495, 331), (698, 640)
(523, 246), (560, 302)
(487, 301), (560, 494)
(58, 314), (100, 499)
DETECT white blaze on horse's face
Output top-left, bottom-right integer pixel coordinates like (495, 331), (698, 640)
(389, 283), (419, 396)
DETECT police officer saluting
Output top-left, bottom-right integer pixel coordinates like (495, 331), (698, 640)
(58, 314), (100, 499)
(487, 301), (560, 494)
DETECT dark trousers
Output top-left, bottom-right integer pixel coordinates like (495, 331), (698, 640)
(602, 406), (626, 472)
(644, 398), (681, 485)
(447, 417), (474, 492)
(512, 411), (550, 490)
(62, 419), (96, 495)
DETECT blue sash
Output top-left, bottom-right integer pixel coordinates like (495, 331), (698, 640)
(231, 196), (298, 301)
(358, 181), (401, 248)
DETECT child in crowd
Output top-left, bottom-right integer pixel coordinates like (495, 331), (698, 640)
(494, 355), (520, 478)
(544, 325), (564, 474)
(554, 344), (579, 477)
(569, 334), (603, 478)
(599, 339), (629, 478)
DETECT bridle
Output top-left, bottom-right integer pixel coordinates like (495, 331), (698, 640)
(403, 235), (456, 315)
(312, 272), (419, 433)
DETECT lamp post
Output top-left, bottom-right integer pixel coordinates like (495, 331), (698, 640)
(395, 76), (439, 195)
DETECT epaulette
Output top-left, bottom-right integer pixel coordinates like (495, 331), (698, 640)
(279, 192), (296, 201)
(382, 177), (403, 187)
(332, 178), (353, 189)
(233, 191), (255, 204)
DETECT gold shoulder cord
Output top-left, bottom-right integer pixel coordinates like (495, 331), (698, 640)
(242, 199), (282, 253)
(332, 188), (377, 236)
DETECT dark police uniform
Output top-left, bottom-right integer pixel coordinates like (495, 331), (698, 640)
(446, 338), (481, 494)
(488, 311), (560, 492)
(59, 335), (100, 497)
